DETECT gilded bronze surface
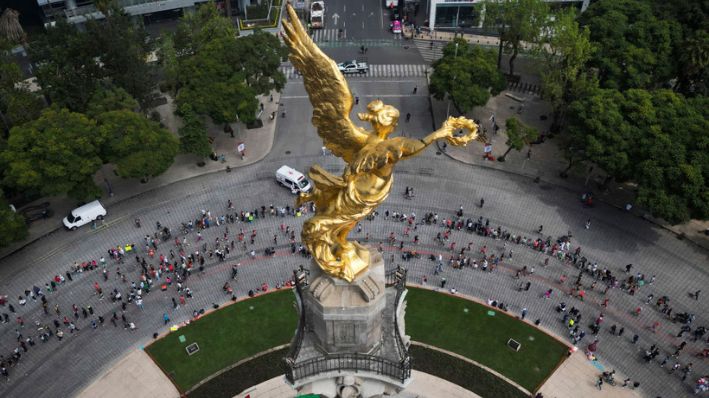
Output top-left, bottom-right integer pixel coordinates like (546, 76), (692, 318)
(282, 4), (482, 282)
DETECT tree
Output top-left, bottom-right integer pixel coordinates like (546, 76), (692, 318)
(651, 0), (708, 95)
(0, 188), (27, 247)
(172, 2), (285, 124)
(86, 85), (139, 118)
(30, 20), (103, 112)
(97, 110), (179, 179)
(177, 48), (259, 124)
(498, 117), (538, 161)
(157, 33), (179, 95)
(86, 1), (155, 107)
(1, 108), (104, 200)
(0, 8), (26, 45)
(483, 0), (549, 76)
(30, 2), (154, 112)
(178, 108), (212, 158)
(0, 39), (44, 131)
(579, 0), (681, 91)
(566, 88), (709, 223)
(430, 39), (507, 114)
(540, 9), (594, 133)
(232, 30), (288, 95)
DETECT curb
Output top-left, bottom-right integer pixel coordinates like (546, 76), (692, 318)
(433, 135), (709, 254)
(0, 110), (277, 262)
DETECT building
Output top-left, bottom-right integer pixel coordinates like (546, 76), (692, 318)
(424, 0), (591, 31)
(35, 0), (257, 25)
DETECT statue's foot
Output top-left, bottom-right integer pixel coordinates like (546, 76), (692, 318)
(336, 244), (370, 282)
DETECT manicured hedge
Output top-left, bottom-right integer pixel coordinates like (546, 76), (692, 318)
(410, 345), (530, 398)
(188, 348), (288, 398)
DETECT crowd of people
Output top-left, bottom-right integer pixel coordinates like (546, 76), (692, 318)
(0, 193), (706, 396)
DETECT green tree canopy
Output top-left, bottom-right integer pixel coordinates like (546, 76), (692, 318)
(483, 0), (549, 76)
(579, 0), (681, 91)
(0, 188), (27, 247)
(85, 2), (155, 107)
(1, 108), (104, 199)
(430, 39), (507, 113)
(86, 85), (139, 118)
(97, 110), (179, 178)
(158, 33), (179, 95)
(540, 9), (594, 132)
(566, 88), (709, 223)
(651, 0), (708, 95)
(30, 2), (154, 112)
(499, 117), (538, 161)
(232, 30), (288, 95)
(178, 108), (212, 158)
(0, 40), (43, 131)
(171, 2), (285, 124)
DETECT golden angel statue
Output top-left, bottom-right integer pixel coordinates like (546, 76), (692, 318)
(282, 4), (481, 282)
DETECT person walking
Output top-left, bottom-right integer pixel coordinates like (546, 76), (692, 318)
(596, 376), (603, 390)
(521, 308), (528, 320)
(163, 312), (170, 325)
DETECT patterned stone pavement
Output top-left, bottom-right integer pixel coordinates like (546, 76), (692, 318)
(0, 78), (707, 398)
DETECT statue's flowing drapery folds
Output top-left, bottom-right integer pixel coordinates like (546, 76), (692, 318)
(282, 4), (482, 282)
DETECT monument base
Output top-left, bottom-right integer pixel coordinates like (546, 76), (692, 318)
(285, 250), (411, 398)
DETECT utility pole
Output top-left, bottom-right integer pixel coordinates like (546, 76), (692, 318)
(446, 41), (458, 117)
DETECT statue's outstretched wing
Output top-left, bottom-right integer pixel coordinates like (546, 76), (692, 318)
(282, 4), (368, 163)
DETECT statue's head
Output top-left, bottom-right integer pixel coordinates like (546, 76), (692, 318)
(357, 99), (399, 139)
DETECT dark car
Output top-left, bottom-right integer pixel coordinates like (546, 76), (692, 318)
(19, 202), (53, 224)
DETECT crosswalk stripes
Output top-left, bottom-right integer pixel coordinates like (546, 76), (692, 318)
(311, 29), (345, 43)
(279, 64), (429, 80)
(413, 39), (446, 63)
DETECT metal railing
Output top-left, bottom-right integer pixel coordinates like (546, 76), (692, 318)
(285, 268), (308, 363)
(387, 266), (409, 359)
(285, 352), (411, 384)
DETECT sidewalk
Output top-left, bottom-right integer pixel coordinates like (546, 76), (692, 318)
(0, 91), (281, 261)
(76, 349), (180, 398)
(538, 351), (642, 398)
(428, 75), (709, 253)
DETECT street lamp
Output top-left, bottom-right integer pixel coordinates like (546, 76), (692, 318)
(446, 41), (459, 117)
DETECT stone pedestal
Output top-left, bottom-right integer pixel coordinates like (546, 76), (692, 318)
(285, 249), (412, 398)
(305, 251), (386, 354)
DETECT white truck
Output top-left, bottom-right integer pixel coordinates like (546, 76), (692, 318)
(310, 1), (325, 29)
(337, 60), (369, 74)
(63, 200), (107, 230)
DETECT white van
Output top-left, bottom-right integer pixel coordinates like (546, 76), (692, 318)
(276, 165), (312, 194)
(63, 200), (107, 230)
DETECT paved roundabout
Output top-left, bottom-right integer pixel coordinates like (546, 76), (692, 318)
(1, 79), (708, 398)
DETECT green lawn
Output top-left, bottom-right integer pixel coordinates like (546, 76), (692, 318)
(145, 291), (298, 391)
(406, 288), (568, 391)
(147, 287), (567, 394)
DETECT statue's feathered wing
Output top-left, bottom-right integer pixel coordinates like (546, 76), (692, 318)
(281, 4), (369, 165)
